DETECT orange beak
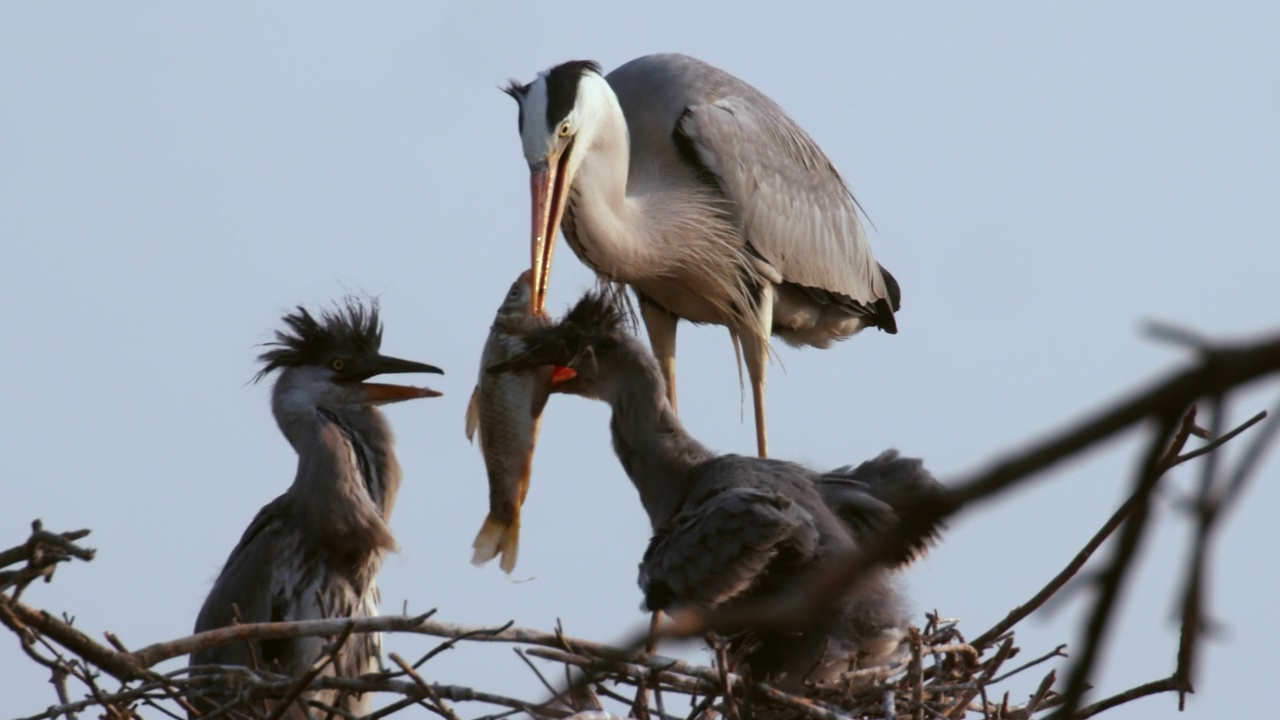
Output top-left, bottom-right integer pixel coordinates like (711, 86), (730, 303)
(362, 383), (442, 404)
(529, 142), (573, 314)
(549, 366), (577, 387)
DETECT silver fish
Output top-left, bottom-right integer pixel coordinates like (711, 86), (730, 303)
(466, 270), (572, 573)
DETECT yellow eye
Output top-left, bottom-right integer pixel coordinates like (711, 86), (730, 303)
(331, 359), (346, 371)
(559, 122), (571, 137)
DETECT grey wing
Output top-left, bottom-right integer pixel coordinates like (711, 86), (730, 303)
(638, 486), (819, 612)
(818, 449), (947, 566)
(675, 95), (897, 326)
(191, 499), (305, 668)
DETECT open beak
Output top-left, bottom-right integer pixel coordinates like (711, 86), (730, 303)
(485, 352), (576, 389)
(352, 354), (444, 404)
(529, 141), (573, 314)
(485, 342), (565, 374)
(549, 366), (577, 387)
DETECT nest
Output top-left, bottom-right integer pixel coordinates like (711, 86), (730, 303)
(5, 328), (1280, 719)
(0, 517), (1061, 720)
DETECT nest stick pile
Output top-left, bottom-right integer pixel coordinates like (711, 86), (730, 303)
(4, 329), (1279, 720)
(0, 520), (1062, 720)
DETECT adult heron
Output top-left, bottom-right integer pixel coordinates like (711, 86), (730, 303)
(506, 53), (900, 458)
(189, 300), (442, 718)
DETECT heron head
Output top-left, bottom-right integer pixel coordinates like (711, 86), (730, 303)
(485, 287), (633, 401)
(505, 59), (609, 315)
(256, 299), (443, 413)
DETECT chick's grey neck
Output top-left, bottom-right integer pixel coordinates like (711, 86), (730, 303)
(313, 406), (400, 516)
(275, 399), (402, 570)
(605, 340), (715, 528)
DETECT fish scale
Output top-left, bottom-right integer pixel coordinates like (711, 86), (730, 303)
(466, 271), (555, 574)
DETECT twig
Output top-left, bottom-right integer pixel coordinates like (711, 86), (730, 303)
(1144, 321), (1213, 351)
(969, 408), (1198, 651)
(413, 618), (509, 669)
(1023, 669), (1058, 718)
(1047, 676), (1180, 720)
(945, 638), (1013, 719)
(0, 523), (94, 571)
(514, 647), (563, 702)
(524, 647), (852, 720)
(988, 644), (1068, 684)
(263, 621), (355, 720)
(389, 652), (462, 720)
(910, 629), (923, 720)
(1054, 412), (1181, 717)
(1220, 399), (1280, 514)
(1165, 410), (1267, 469)
(0, 595), (144, 680)
(713, 639), (738, 720)
(666, 334), (1280, 647)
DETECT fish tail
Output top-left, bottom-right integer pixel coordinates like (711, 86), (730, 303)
(470, 512), (521, 574)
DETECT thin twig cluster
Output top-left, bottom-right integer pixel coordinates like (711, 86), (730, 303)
(4, 326), (1279, 720)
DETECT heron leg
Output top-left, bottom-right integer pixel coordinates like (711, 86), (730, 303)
(626, 610), (663, 720)
(626, 614), (665, 720)
(740, 291), (774, 459)
(639, 297), (680, 414)
(647, 609), (663, 653)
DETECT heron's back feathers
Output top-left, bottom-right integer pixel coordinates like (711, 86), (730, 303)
(818, 449), (947, 567)
(607, 53), (898, 340)
(639, 485), (820, 612)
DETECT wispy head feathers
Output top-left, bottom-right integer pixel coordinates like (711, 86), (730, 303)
(550, 59), (602, 78)
(486, 286), (634, 375)
(562, 285), (631, 339)
(503, 60), (600, 101)
(255, 298), (383, 382)
(502, 79), (528, 100)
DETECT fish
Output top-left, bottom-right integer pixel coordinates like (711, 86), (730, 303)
(466, 270), (574, 573)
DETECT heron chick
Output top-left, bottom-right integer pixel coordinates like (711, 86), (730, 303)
(190, 299), (442, 718)
(488, 289), (944, 693)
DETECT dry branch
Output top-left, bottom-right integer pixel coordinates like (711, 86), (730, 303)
(5, 324), (1278, 720)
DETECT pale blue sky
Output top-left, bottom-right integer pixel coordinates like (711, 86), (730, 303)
(2, 3), (1277, 719)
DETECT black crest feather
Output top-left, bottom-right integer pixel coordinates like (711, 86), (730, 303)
(563, 285), (630, 338)
(546, 286), (633, 367)
(551, 59), (602, 77)
(502, 79), (528, 100)
(254, 298), (383, 382)
(485, 286), (632, 375)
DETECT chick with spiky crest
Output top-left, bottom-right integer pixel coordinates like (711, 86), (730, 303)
(190, 298), (443, 719)
(489, 288), (945, 693)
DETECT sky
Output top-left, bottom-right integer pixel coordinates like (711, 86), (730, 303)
(2, 2), (1278, 718)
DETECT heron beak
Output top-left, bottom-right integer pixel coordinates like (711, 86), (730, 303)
(484, 354), (576, 388)
(549, 366), (578, 386)
(357, 354), (444, 403)
(529, 143), (572, 314)
(485, 346), (549, 376)
(362, 383), (442, 403)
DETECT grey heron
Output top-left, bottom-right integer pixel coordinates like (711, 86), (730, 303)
(506, 53), (900, 459)
(190, 299), (442, 717)
(489, 289), (941, 691)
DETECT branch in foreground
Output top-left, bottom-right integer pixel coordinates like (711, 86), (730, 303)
(667, 331), (1280, 647)
(634, 330), (1280, 719)
(5, 326), (1277, 720)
